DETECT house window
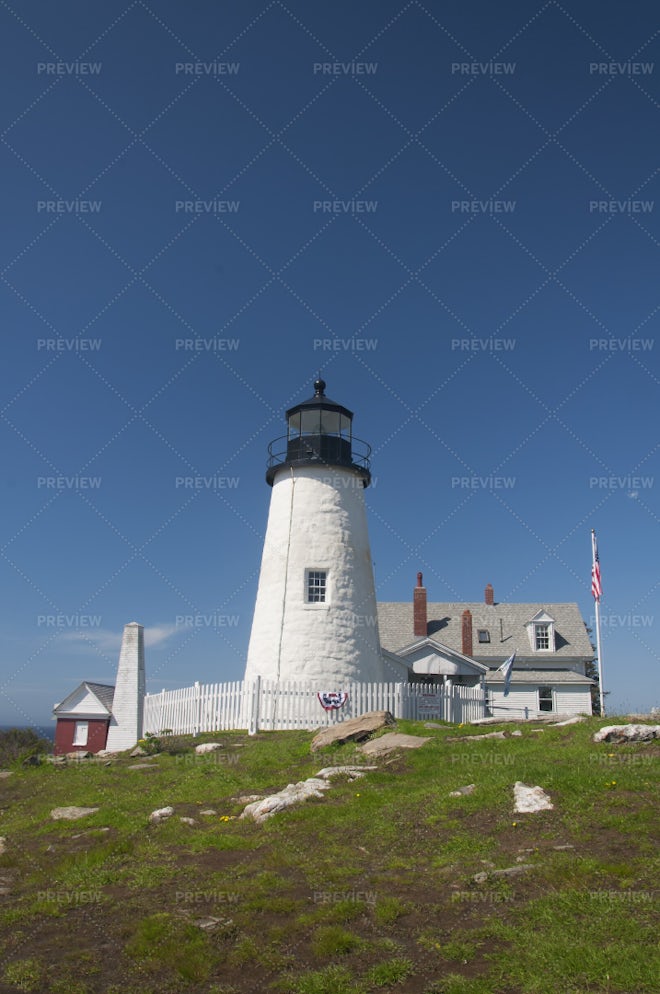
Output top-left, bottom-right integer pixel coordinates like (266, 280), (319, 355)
(73, 721), (88, 746)
(306, 569), (327, 603)
(477, 629), (490, 643)
(538, 686), (553, 712)
(535, 624), (550, 650)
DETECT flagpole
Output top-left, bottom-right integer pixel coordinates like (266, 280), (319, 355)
(591, 528), (605, 717)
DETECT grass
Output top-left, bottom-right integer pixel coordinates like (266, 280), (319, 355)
(0, 718), (658, 993)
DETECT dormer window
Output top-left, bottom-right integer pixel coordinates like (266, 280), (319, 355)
(477, 629), (490, 643)
(534, 624), (550, 650)
(526, 610), (556, 652)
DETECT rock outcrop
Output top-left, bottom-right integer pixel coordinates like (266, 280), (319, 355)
(310, 711), (395, 751)
(593, 724), (660, 744)
(359, 732), (430, 757)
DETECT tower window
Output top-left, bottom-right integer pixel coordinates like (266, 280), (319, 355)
(306, 570), (327, 603)
(477, 629), (490, 643)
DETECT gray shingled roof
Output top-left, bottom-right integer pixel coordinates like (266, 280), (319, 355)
(85, 682), (115, 712)
(54, 681), (115, 715)
(377, 602), (594, 661)
(486, 669), (595, 685)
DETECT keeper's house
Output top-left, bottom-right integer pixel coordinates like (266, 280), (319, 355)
(378, 577), (595, 719)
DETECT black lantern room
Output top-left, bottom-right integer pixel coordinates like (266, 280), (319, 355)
(266, 379), (371, 486)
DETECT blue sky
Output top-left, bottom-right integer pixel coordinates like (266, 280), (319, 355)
(1, 0), (659, 729)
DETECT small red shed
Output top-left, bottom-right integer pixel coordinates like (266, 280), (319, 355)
(53, 682), (115, 755)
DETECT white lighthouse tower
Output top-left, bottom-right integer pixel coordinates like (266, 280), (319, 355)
(244, 379), (385, 685)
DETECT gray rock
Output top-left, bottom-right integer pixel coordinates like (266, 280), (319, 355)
(235, 794), (263, 804)
(551, 715), (586, 726)
(199, 809), (217, 816)
(179, 817), (196, 826)
(195, 742), (224, 754)
(50, 806), (100, 821)
(360, 732), (430, 756)
(194, 916), (231, 931)
(0, 771), (13, 779)
(453, 730), (507, 742)
(128, 763), (159, 770)
(474, 864), (535, 883)
(511, 730), (523, 737)
(130, 745), (148, 757)
(241, 778), (332, 823)
(449, 784), (476, 797)
(315, 766), (377, 780)
(513, 782), (554, 813)
(310, 711), (395, 751)
(149, 806), (175, 824)
(593, 724), (660, 744)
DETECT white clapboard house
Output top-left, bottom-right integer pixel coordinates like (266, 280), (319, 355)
(377, 577), (595, 719)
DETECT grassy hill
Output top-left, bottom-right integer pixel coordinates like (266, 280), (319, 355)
(0, 717), (658, 994)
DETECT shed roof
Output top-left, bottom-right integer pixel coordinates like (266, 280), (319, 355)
(53, 682), (115, 717)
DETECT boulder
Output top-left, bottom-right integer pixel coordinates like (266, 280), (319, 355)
(130, 745), (148, 757)
(513, 782), (553, 813)
(195, 742), (224, 754)
(50, 806), (99, 821)
(149, 806), (175, 824)
(551, 715), (586, 726)
(199, 809), (217, 816)
(593, 724), (660, 744)
(179, 817), (196, 826)
(310, 711), (395, 752)
(359, 732), (431, 757)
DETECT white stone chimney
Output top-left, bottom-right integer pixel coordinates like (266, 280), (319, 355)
(106, 622), (145, 751)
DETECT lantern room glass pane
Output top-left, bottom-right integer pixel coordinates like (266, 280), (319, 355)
(287, 412), (301, 438)
(300, 409), (321, 434)
(339, 413), (352, 438)
(320, 409), (341, 435)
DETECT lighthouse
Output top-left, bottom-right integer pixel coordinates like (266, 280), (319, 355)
(244, 379), (385, 685)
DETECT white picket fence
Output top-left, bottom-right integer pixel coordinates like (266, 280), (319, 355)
(143, 679), (486, 736)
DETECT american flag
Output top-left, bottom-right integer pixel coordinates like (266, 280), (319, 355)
(591, 532), (602, 601)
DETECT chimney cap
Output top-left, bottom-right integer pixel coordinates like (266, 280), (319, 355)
(416, 571), (423, 587)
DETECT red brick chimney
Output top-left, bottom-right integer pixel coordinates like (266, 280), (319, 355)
(413, 571), (427, 637)
(485, 583), (494, 606)
(461, 609), (473, 656)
